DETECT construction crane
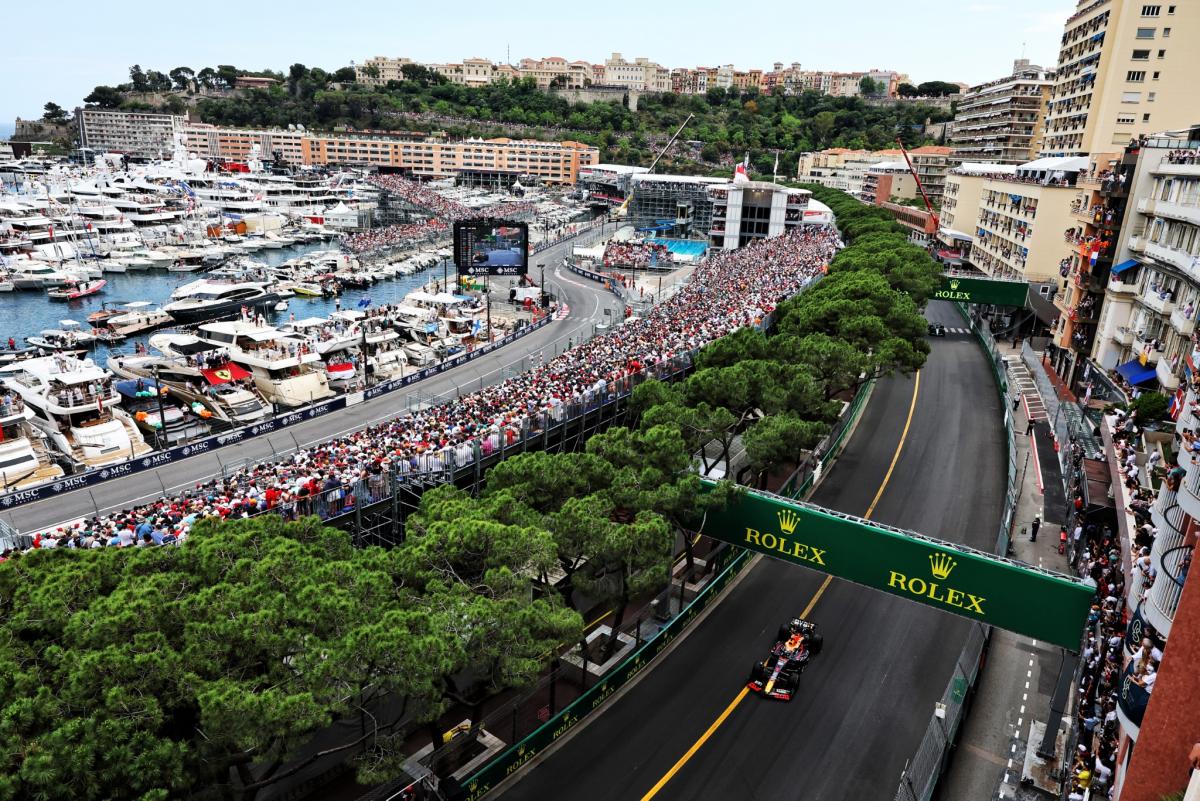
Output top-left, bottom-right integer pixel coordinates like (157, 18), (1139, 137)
(894, 137), (940, 227)
(613, 114), (694, 218)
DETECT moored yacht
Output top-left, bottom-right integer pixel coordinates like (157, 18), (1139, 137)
(0, 355), (150, 469)
(162, 280), (281, 324)
(0, 394), (65, 489)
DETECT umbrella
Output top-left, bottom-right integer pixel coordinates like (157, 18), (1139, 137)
(59, 319), (81, 328)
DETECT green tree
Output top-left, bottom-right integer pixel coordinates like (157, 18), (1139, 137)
(42, 102), (68, 123)
(169, 66), (195, 91)
(812, 110), (836, 146)
(83, 85), (123, 108)
(859, 76), (879, 96)
(917, 80), (960, 97)
(743, 413), (829, 487)
(216, 64), (240, 89)
(128, 64), (148, 92)
(897, 82), (918, 97)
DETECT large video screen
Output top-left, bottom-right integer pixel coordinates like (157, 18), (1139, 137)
(454, 220), (529, 276)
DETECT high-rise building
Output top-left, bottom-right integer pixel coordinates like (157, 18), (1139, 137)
(77, 109), (187, 160)
(1042, 1), (1199, 156)
(950, 60), (1054, 165)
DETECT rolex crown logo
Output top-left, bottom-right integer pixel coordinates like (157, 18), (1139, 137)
(949, 279), (960, 290)
(778, 509), (800, 535)
(929, 552), (957, 580)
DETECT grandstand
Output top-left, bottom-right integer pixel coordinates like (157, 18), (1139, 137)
(576, 164), (649, 206)
(627, 174), (727, 241)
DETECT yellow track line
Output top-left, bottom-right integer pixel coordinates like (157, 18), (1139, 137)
(638, 370), (922, 801)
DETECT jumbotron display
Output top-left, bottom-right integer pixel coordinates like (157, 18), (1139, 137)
(454, 219), (529, 276)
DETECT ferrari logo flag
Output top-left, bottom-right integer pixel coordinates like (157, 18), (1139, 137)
(201, 362), (252, 385)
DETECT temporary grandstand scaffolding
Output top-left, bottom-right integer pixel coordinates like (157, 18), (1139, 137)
(627, 175), (724, 241)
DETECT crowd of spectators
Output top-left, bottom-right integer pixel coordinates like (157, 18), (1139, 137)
(341, 219), (448, 255)
(3, 226), (841, 554)
(1166, 150), (1200, 165)
(602, 241), (673, 270)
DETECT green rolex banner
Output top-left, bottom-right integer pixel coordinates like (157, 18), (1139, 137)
(935, 275), (1029, 307)
(698, 484), (1092, 650)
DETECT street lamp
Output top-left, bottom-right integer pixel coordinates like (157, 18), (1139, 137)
(538, 262), (545, 306)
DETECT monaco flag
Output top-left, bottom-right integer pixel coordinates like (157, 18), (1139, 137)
(734, 153), (750, 185)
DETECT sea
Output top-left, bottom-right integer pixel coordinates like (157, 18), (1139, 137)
(2, 243), (457, 363)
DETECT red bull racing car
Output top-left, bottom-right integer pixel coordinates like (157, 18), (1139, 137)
(747, 618), (823, 701)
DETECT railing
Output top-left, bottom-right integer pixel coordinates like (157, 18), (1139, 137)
(1148, 544), (1191, 628)
(892, 304), (1021, 801)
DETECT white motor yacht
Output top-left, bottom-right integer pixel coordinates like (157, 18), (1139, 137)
(108, 352), (271, 426)
(0, 355), (150, 469)
(153, 321), (333, 408)
(0, 395), (64, 490)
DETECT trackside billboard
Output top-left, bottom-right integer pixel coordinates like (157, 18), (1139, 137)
(698, 483), (1092, 650)
(934, 275), (1029, 307)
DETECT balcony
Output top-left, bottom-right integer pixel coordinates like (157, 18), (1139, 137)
(1129, 235), (1147, 253)
(1142, 290), (1176, 316)
(1146, 484), (1191, 636)
(1179, 453), (1200, 524)
(1171, 306), (1196, 336)
(1156, 358), (1181, 391)
(1108, 279), (1139, 297)
(1132, 335), (1163, 364)
(1146, 241), (1195, 274)
(1114, 326), (1134, 345)
(1153, 200), (1200, 228)
(1136, 197), (1157, 215)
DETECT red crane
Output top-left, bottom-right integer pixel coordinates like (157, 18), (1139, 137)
(895, 137), (940, 227)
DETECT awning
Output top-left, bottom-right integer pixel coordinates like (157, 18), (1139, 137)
(939, 227), (972, 242)
(201, 363), (252, 385)
(1112, 258), (1139, 275)
(1116, 359), (1158, 386)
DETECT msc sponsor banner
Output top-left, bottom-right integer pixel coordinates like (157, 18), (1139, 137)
(451, 549), (751, 801)
(697, 484), (1093, 649)
(934, 275), (1029, 307)
(0, 317), (553, 512)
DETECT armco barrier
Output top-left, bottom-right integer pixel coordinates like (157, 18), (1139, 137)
(449, 547), (753, 801)
(891, 303), (1021, 801)
(0, 315), (553, 512)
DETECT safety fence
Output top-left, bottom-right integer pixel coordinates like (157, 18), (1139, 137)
(779, 379), (874, 499)
(890, 304), (1024, 801)
(1, 315), (555, 517)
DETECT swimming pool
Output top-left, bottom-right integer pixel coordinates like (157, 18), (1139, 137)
(646, 238), (708, 258)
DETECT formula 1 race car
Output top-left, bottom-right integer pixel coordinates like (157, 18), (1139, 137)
(747, 618), (823, 701)
(928, 322), (946, 337)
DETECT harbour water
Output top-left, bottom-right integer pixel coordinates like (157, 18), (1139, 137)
(2, 243), (460, 362)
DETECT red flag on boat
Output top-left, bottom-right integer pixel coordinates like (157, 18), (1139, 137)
(201, 363), (252, 384)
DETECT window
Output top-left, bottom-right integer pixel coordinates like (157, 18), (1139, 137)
(1144, 113), (1152, 122)
(1122, 91), (1142, 102)
(1153, 71), (1161, 80)
(1136, 27), (1157, 38)
(1158, 49), (1166, 58)
(1132, 49), (1151, 59)
(1163, 27), (1171, 36)
(1142, 3), (1161, 13)
(1117, 114), (1136, 125)
(1148, 92), (1156, 102)
(1128, 71), (1146, 81)
(1169, 5), (1176, 12)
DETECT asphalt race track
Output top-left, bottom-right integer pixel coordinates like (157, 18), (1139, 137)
(2, 232), (616, 534)
(498, 300), (1007, 801)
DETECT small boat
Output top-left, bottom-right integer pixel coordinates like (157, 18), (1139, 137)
(47, 279), (107, 301)
(274, 300), (289, 312)
(0, 280), (13, 292)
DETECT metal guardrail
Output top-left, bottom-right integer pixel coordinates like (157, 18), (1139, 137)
(891, 304), (1023, 801)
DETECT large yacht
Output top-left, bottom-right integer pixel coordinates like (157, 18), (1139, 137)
(162, 280), (281, 324)
(152, 321), (333, 408)
(0, 395), (64, 489)
(107, 352), (272, 427)
(0, 355), (150, 469)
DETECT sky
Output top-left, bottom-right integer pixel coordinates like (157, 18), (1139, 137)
(1, 0), (1078, 124)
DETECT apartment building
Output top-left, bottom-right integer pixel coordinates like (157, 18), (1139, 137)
(1092, 134), (1200, 387)
(800, 148), (905, 196)
(430, 58), (518, 87)
(859, 162), (919, 205)
(938, 162), (1018, 259)
(968, 157), (1087, 281)
(77, 109), (186, 160)
(603, 53), (670, 93)
(183, 124), (306, 165)
(354, 57), (415, 85)
(908, 146), (955, 205)
(301, 134), (598, 184)
(1042, 1), (1198, 156)
(518, 57), (592, 89)
(950, 60), (1054, 165)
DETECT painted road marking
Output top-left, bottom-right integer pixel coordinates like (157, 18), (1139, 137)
(637, 372), (922, 801)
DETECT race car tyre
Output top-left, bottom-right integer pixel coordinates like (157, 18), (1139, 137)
(809, 633), (824, 655)
(749, 663), (766, 683)
(777, 624), (790, 643)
